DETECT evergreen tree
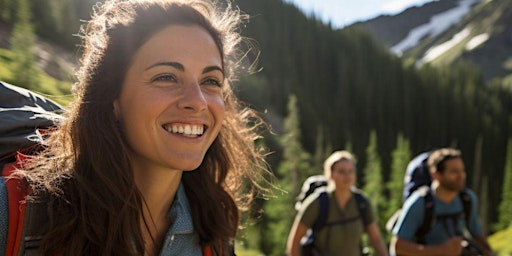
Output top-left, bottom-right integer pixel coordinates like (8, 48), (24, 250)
(386, 134), (411, 220)
(344, 141), (353, 154)
(362, 130), (385, 229)
(11, 0), (40, 90)
(262, 94), (313, 256)
(479, 174), (489, 234)
(496, 138), (512, 230)
(472, 135), (484, 195)
(0, 0), (14, 21)
(313, 125), (327, 171)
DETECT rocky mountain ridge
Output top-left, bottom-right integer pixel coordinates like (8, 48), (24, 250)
(351, 0), (512, 81)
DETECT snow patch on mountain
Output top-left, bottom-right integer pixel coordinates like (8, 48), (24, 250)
(465, 33), (490, 51)
(421, 27), (471, 62)
(391, 0), (479, 54)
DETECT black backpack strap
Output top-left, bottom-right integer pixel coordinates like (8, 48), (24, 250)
(415, 190), (435, 244)
(312, 191), (329, 232)
(353, 191), (371, 256)
(19, 199), (49, 255)
(353, 191), (370, 226)
(415, 189), (472, 244)
(459, 190), (472, 225)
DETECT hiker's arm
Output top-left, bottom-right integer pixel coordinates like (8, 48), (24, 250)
(473, 236), (494, 256)
(366, 222), (388, 256)
(391, 236), (463, 256)
(286, 220), (308, 256)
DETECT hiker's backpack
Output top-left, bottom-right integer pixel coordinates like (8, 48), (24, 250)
(295, 175), (329, 211)
(296, 175), (370, 255)
(0, 81), (64, 255)
(386, 151), (473, 244)
(402, 151), (432, 202)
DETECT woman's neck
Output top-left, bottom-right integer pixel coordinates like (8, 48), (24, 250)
(334, 186), (353, 209)
(334, 186), (352, 197)
(133, 165), (183, 254)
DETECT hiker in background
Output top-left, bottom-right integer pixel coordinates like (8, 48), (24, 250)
(390, 148), (494, 256)
(0, 0), (269, 255)
(286, 150), (388, 256)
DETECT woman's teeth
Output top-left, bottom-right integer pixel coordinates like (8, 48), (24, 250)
(164, 124), (204, 137)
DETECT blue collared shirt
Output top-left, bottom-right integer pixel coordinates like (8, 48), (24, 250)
(159, 182), (203, 255)
(0, 178), (202, 255)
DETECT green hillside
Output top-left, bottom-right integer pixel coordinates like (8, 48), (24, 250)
(0, 47), (73, 105)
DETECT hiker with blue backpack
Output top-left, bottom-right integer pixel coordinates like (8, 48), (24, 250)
(0, 0), (270, 255)
(287, 150), (388, 256)
(390, 148), (494, 256)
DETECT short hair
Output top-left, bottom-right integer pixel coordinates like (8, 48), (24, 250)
(427, 148), (462, 174)
(323, 150), (356, 177)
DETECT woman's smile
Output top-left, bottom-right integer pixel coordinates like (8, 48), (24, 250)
(162, 123), (206, 137)
(115, 24), (225, 172)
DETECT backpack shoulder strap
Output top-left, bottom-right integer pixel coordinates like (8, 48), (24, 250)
(459, 190), (472, 225)
(415, 189), (473, 244)
(415, 189), (435, 244)
(2, 152), (49, 256)
(202, 246), (213, 256)
(312, 191), (329, 232)
(19, 197), (50, 254)
(2, 154), (28, 256)
(352, 191), (370, 226)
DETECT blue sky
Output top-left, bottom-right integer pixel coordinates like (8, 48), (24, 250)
(283, 0), (437, 28)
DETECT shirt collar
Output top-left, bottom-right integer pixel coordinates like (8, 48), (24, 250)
(168, 182), (194, 234)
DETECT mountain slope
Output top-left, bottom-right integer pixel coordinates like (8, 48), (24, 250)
(352, 0), (512, 81)
(391, 0), (480, 54)
(351, 0), (462, 48)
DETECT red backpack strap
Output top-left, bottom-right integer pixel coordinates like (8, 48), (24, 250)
(202, 246), (213, 256)
(2, 152), (28, 256)
(202, 245), (224, 256)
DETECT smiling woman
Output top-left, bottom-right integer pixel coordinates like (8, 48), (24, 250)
(2, 0), (270, 255)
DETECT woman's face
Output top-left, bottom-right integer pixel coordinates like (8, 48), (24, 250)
(330, 160), (356, 189)
(114, 24), (225, 173)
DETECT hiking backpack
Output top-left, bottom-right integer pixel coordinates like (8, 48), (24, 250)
(386, 151), (472, 244)
(402, 151), (432, 202)
(0, 81), (64, 255)
(296, 175), (370, 255)
(295, 175), (329, 211)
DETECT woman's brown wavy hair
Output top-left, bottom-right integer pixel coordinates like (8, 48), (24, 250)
(19, 0), (270, 255)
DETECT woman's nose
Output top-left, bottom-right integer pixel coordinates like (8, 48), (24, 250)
(177, 82), (207, 112)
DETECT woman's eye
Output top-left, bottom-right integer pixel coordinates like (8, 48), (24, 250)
(203, 78), (222, 87)
(152, 74), (176, 82)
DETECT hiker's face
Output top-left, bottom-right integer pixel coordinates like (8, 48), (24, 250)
(438, 158), (466, 192)
(330, 160), (356, 189)
(114, 24), (225, 173)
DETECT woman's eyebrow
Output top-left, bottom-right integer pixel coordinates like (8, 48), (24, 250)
(145, 61), (184, 71)
(145, 62), (223, 76)
(203, 66), (224, 76)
